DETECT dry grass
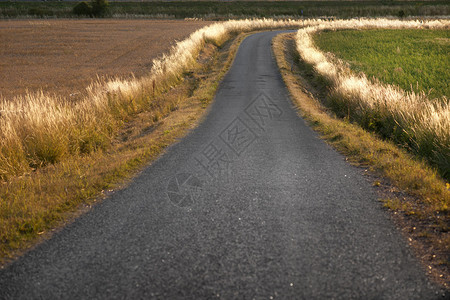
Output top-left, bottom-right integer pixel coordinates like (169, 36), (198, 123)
(273, 31), (449, 288)
(3, 17), (448, 280)
(0, 19), (212, 100)
(0, 18), (318, 264)
(294, 18), (450, 179)
(0, 26), (250, 264)
(0, 18), (321, 182)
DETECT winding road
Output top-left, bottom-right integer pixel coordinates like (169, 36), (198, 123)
(0, 31), (446, 299)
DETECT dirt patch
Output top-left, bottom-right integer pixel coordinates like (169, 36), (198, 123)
(0, 19), (211, 100)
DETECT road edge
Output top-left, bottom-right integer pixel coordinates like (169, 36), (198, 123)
(272, 32), (449, 289)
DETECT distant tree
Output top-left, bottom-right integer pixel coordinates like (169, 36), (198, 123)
(91, 0), (109, 17)
(73, 1), (92, 16)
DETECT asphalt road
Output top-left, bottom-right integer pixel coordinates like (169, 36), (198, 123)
(0, 31), (446, 299)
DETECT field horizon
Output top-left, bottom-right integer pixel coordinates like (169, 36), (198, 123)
(1, 1), (449, 19)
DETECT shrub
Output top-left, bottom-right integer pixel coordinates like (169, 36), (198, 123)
(73, 2), (92, 16)
(91, 0), (109, 17)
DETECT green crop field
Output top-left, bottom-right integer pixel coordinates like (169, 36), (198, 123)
(313, 29), (450, 100)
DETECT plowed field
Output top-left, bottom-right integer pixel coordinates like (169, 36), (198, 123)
(0, 19), (211, 100)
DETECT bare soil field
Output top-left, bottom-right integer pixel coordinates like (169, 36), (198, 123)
(0, 19), (212, 100)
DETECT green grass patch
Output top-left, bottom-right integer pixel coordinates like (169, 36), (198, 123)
(313, 29), (450, 99)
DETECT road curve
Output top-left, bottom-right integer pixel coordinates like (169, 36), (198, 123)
(0, 31), (446, 299)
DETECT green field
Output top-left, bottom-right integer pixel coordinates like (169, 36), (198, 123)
(0, 1), (449, 19)
(313, 29), (450, 99)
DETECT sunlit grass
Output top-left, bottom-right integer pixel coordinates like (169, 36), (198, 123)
(295, 19), (450, 179)
(1, 16), (449, 267)
(0, 18), (322, 262)
(0, 18), (313, 181)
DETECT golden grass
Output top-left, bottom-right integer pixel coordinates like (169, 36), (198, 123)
(294, 18), (450, 179)
(1, 18), (326, 264)
(2, 17), (448, 279)
(0, 27), (252, 264)
(273, 32), (449, 288)
(0, 18), (319, 182)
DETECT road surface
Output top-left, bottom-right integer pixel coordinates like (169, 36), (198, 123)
(0, 31), (446, 299)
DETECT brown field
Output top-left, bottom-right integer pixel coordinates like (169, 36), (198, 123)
(0, 19), (212, 100)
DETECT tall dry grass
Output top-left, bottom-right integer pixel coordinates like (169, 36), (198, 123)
(295, 19), (450, 179)
(3, 18), (448, 181)
(1, 18), (325, 181)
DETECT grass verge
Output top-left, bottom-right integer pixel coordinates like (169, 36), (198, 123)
(0, 19), (307, 182)
(0, 30), (248, 266)
(273, 32), (449, 288)
(295, 19), (449, 181)
(1, 18), (321, 266)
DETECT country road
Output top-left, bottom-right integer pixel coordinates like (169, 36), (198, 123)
(0, 31), (446, 299)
